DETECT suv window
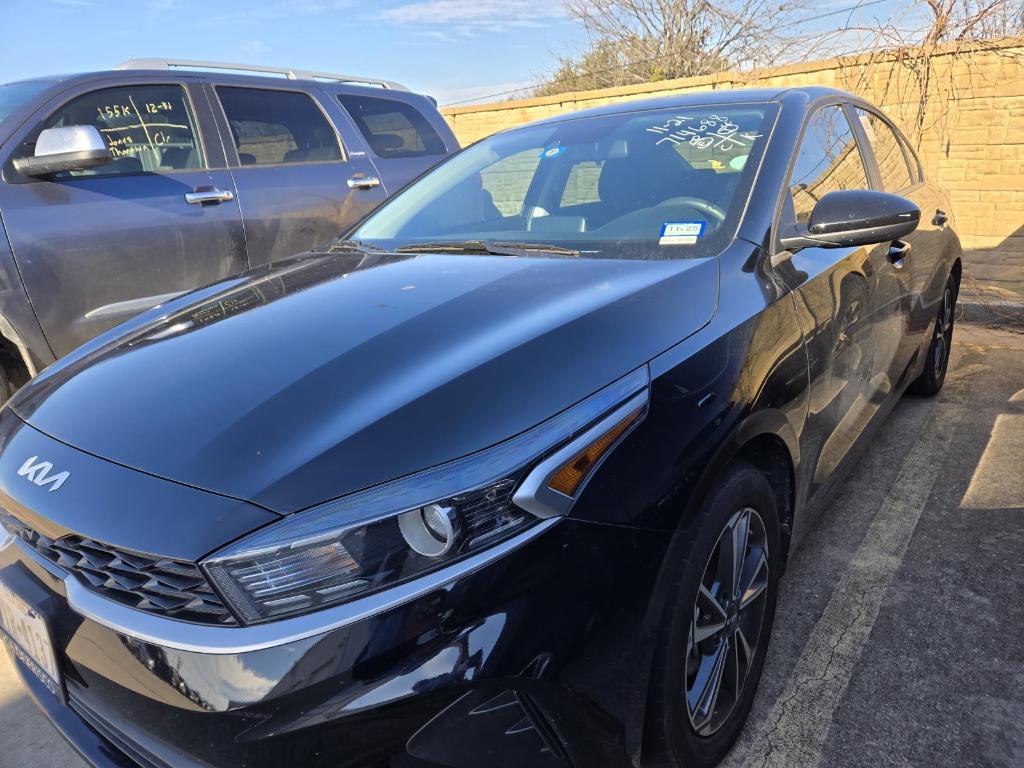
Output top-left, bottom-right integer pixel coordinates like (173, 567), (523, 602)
(217, 87), (341, 166)
(790, 105), (869, 222)
(338, 95), (446, 159)
(855, 108), (915, 192)
(42, 84), (203, 176)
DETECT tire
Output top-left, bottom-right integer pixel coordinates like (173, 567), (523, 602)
(909, 273), (957, 397)
(647, 462), (782, 768)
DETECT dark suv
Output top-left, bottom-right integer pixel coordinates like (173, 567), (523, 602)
(0, 58), (458, 386)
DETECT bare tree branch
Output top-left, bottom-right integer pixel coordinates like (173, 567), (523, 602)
(533, 0), (1024, 99)
(534, 0), (807, 97)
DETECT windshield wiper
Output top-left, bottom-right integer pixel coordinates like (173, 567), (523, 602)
(322, 238), (388, 255)
(394, 240), (581, 258)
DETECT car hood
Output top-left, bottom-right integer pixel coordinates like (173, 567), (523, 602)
(11, 251), (718, 514)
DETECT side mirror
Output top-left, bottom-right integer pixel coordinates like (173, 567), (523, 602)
(13, 126), (112, 178)
(779, 189), (920, 251)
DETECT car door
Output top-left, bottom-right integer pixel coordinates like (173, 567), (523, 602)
(209, 84), (388, 267)
(0, 79), (246, 358)
(334, 92), (453, 191)
(851, 105), (943, 371)
(776, 103), (899, 499)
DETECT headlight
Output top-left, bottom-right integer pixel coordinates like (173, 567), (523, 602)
(203, 476), (526, 624)
(203, 366), (650, 624)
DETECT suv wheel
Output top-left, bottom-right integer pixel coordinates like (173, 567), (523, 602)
(648, 462), (781, 767)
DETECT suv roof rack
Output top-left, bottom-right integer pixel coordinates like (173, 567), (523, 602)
(114, 58), (409, 91)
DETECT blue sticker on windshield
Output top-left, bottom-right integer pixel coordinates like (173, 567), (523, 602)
(539, 145), (566, 159)
(659, 220), (706, 245)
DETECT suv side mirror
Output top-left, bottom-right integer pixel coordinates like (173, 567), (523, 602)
(779, 189), (920, 250)
(13, 126), (112, 178)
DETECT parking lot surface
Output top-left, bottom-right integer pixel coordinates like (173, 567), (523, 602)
(1, 323), (1022, 768)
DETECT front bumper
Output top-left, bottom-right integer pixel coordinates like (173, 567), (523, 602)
(3, 510), (672, 768)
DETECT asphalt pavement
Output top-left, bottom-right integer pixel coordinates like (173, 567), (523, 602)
(1, 323), (1022, 768)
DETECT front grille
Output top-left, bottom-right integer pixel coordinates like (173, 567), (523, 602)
(0, 509), (236, 625)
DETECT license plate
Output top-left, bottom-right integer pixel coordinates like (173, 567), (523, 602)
(0, 580), (62, 698)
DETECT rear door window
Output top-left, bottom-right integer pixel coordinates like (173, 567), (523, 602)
(217, 87), (342, 166)
(790, 105), (870, 222)
(338, 95), (446, 159)
(42, 84), (204, 176)
(855, 108), (916, 192)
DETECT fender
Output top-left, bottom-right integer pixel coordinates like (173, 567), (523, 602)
(0, 309), (39, 378)
(0, 207), (57, 376)
(640, 406), (800, 623)
(675, 407), (798, 536)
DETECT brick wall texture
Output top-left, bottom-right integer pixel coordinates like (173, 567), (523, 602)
(441, 38), (1024, 299)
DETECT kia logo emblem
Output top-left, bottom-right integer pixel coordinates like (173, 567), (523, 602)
(17, 456), (70, 492)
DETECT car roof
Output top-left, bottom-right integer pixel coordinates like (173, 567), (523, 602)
(5, 69), (430, 101)
(2, 76), (69, 87)
(513, 86), (853, 131)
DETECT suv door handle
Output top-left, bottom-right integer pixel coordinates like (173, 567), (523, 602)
(185, 187), (235, 205)
(347, 176), (381, 190)
(933, 209), (948, 227)
(888, 239), (911, 267)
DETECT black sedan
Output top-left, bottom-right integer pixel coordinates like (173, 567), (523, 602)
(0, 86), (960, 768)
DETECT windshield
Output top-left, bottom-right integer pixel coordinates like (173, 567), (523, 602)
(0, 81), (51, 125)
(351, 102), (777, 260)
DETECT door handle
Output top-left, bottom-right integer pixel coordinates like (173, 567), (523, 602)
(933, 209), (948, 227)
(347, 176), (381, 190)
(888, 239), (911, 267)
(185, 187), (235, 205)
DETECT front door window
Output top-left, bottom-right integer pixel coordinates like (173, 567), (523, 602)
(42, 84), (204, 176)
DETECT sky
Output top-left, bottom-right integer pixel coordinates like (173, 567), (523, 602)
(2, 0), (919, 107)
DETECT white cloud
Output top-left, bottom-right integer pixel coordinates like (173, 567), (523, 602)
(420, 30), (458, 43)
(240, 40), (270, 55)
(381, 0), (565, 26)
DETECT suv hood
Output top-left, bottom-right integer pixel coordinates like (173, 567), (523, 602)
(12, 251), (718, 514)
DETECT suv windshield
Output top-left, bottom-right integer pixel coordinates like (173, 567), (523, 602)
(351, 103), (777, 260)
(0, 81), (51, 125)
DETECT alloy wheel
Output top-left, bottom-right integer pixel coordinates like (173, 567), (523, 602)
(685, 507), (770, 736)
(931, 285), (954, 379)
